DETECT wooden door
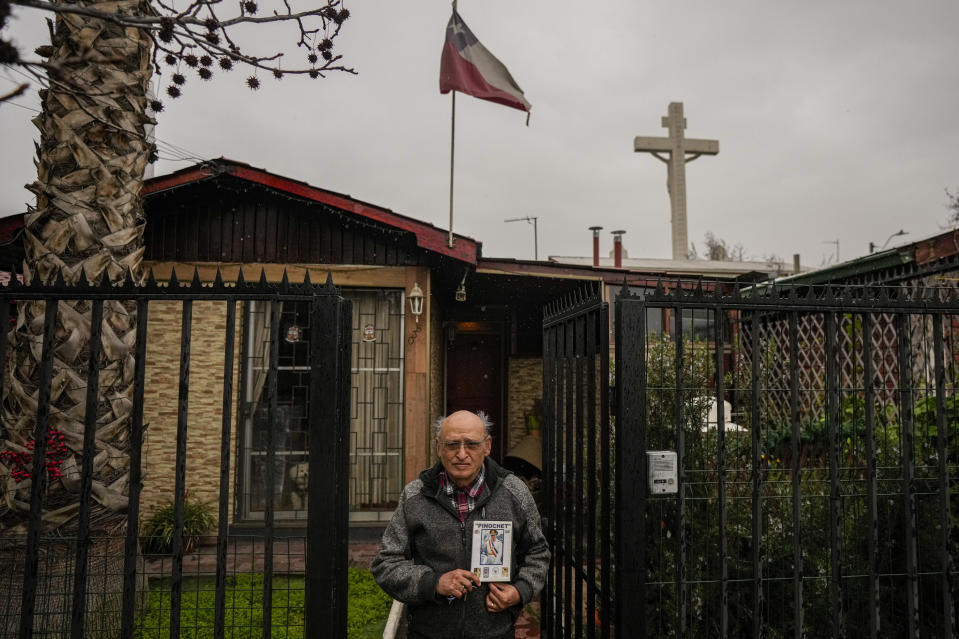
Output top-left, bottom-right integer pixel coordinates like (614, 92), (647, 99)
(445, 332), (504, 460)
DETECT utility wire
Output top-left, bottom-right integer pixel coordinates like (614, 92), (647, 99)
(2, 76), (211, 164)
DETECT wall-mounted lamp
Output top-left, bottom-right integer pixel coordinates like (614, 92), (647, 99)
(408, 282), (424, 323)
(455, 269), (468, 303)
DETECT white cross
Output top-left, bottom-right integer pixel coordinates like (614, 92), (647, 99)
(634, 102), (719, 260)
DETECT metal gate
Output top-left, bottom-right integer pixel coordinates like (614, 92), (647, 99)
(543, 281), (957, 638)
(0, 270), (352, 638)
(542, 281), (612, 639)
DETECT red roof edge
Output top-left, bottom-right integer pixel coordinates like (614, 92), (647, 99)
(144, 160), (479, 265)
(0, 215), (25, 246)
(914, 229), (959, 266)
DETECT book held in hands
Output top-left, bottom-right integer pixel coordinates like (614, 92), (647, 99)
(470, 520), (512, 582)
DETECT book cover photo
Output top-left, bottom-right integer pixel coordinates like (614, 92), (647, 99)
(470, 520), (513, 582)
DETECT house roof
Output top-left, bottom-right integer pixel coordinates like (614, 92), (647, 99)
(548, 255), (790, 280)
(759, 228), (959, 288)
(477, 256), (740, 290)
(144, 158), (481, 265)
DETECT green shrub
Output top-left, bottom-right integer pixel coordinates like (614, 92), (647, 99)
(140, 499), (217, 554)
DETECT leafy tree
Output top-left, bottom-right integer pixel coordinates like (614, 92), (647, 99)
(947, 187), (959, 226)
(689, 231), (745, 261)
(0, 0), (353, 529)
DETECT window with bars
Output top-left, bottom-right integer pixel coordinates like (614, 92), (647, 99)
(239, 289), (405, 523)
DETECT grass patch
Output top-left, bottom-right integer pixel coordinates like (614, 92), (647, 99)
(134, 569), (391, 638)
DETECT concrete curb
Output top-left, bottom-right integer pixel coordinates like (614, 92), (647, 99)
(382, 599), (405, 639)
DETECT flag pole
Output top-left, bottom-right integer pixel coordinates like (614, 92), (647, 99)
(448, 89), (456, 249)
(448, 0), (457, 249)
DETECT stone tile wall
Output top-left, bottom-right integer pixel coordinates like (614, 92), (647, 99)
(140, 300), (241, 524)
(506, 356), (542, 452)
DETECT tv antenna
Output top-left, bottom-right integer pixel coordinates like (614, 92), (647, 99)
(504, 216), (539, 260)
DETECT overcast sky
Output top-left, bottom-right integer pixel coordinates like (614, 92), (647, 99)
(2, 0), (958, 267)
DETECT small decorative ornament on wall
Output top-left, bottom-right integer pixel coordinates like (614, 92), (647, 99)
(285, 324), (302, 344)
(362, 324), (377, 342)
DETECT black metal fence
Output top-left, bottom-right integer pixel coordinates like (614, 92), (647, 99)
(541, 281), (612, 639)
(543, 282), (957, 638)
(0, 270), (352, 638)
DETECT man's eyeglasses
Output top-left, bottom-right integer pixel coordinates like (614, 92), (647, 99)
(438, 437), (489, 453)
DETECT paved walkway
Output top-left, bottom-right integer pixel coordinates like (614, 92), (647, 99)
(144, 537), (541, 637)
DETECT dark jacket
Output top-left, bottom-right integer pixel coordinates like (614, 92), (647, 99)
(371, 458), (550, 639)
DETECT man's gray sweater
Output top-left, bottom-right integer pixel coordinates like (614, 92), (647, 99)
(371, 458), (550, 639)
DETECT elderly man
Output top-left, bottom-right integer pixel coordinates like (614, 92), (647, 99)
(372, 410), (549, 639)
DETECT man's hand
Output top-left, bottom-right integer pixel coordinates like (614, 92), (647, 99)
(436, 569), (480, 599)
(486, 582), (520, 613)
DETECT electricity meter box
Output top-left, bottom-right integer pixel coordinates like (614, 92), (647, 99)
(646, 450), (678, 494)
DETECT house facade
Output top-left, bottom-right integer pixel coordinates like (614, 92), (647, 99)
(137, 159), (657, 529)
(0, 157), (774, 530)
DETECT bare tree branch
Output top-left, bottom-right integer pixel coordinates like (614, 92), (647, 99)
(0, 81), (28, 103)
(6, 0), (355, 108)
(11, 0), (344, 31)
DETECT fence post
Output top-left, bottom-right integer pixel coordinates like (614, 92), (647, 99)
(306, 284), (352, 637)
(615, 298), (646, 638)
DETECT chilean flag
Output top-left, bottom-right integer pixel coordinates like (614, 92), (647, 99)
(440, 11), (531, 113)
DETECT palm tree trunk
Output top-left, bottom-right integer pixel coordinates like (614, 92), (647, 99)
(1, 0), (153, 529)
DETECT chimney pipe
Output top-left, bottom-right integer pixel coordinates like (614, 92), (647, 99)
(612, 230), (625, 268)
(589, 226), (603, 267)
(793, 253), (801, 274)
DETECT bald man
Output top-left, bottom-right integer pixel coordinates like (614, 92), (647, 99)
(372, 411), (549, 639)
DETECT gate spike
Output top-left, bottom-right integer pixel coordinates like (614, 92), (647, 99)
(694, 277), (705, 300)
(258, 268), (269, 288)
(146, 268), (157, 288)
(95, 267), (110, 289)
(324, 272), (335, 293)
(654, 279), (665, 298)
(280, 268), (291, 290)
(235, 268), (246, 288)
(731, 283), (742, 301)
(124, 267), (137, 288)
(191, 267), (203, 289)
(8, 265), (20, 289)
(78, 266), (91, 288)
(53, 269), (66, 289)
(845, 286), (858, 304)
(302, 269), (313, 287)
(169, 268), (180, 289)
(213, 267), (224, 289)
